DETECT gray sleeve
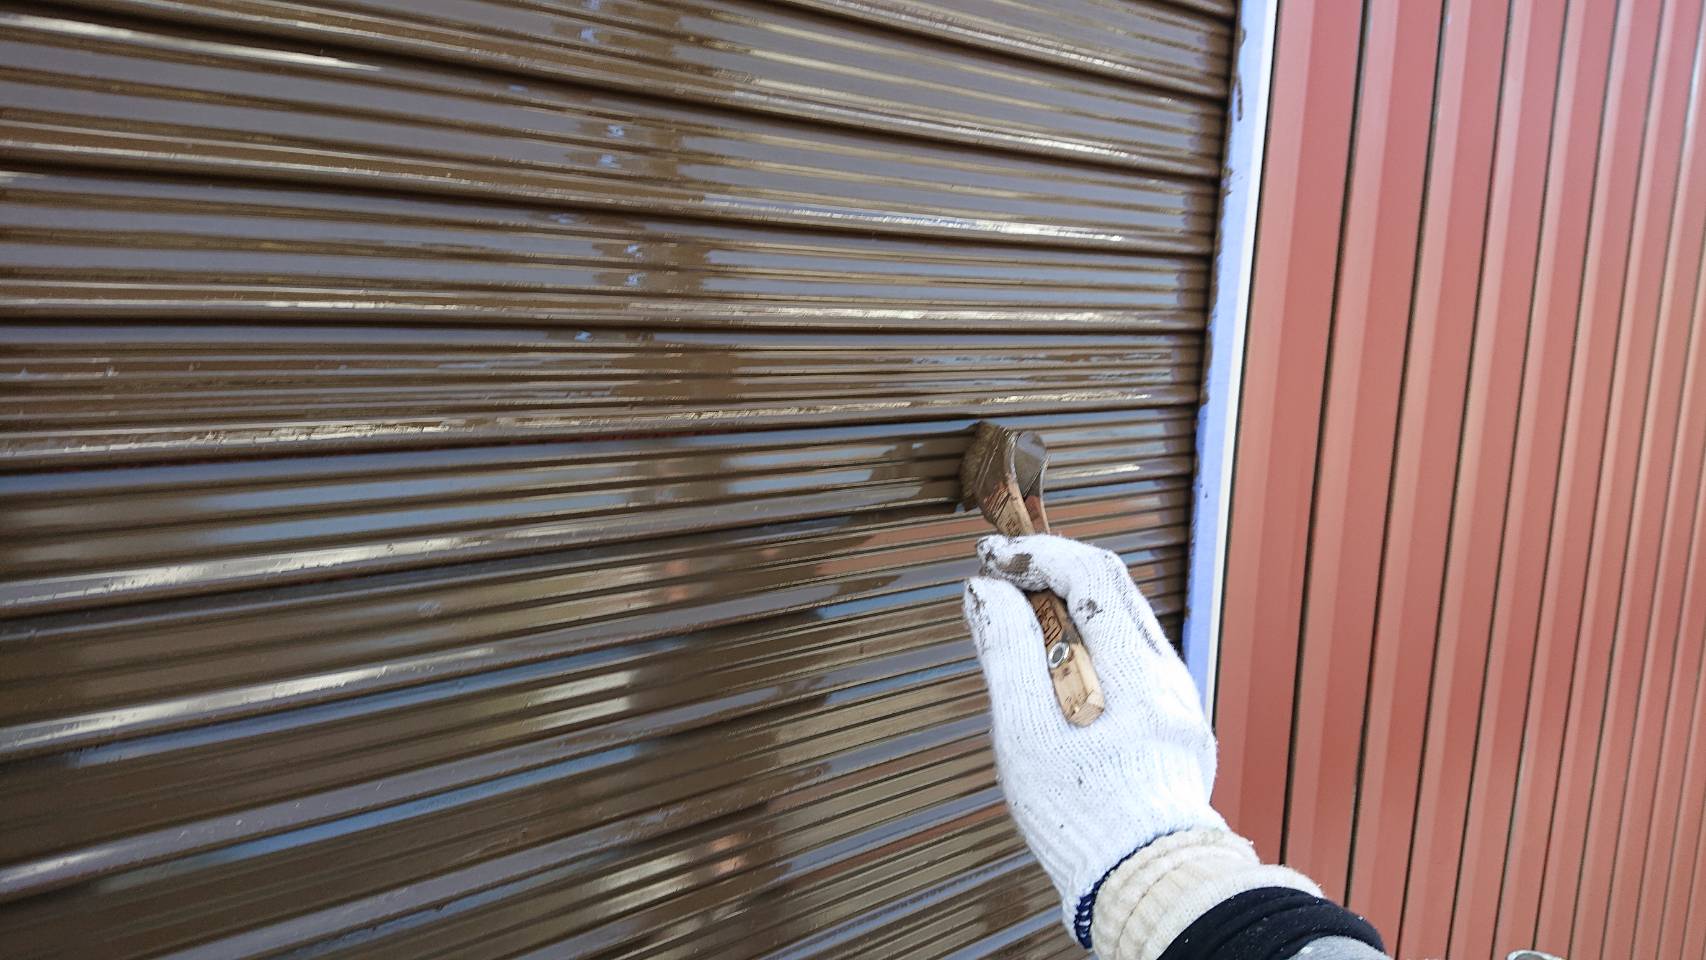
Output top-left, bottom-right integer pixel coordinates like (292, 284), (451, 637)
(1286, 935), (1392, 960)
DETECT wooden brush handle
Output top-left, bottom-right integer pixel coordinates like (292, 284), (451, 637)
(1026, 589), (1104, 725)
(978, 477), (1105, 726)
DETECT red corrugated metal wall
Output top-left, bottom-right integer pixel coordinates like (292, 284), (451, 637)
(1214, 0), (1706, 957)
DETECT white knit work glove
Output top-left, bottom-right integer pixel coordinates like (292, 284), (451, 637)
(962, 534), (1226, 943)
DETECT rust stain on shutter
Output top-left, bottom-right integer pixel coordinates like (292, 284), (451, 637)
(0, 1), (1228, 956)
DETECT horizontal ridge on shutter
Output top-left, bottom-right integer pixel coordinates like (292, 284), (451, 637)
(0, 10), (1218, 248)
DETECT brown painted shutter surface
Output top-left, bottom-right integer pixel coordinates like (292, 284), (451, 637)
(0, 2), (1228, 956)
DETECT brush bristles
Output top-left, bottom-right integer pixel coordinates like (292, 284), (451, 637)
(960, 420), (1007, 509)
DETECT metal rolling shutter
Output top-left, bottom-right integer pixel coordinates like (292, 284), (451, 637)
(0, 2), (1228, 956)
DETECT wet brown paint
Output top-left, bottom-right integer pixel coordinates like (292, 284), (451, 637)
(0, 1), (1225, 956)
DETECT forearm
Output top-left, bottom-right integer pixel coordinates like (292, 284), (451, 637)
(1088, 829), (1387, 960)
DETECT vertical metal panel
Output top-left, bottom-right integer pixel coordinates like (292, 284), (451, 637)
(0, 2), (1228, 956)
(1393, 157), (1523, 957)
(1685, 813), (1706, 958)
(1652, 651), (1706, 960)
(1348, 0), (1518, 938)
(1673, 498), (1706, 958)
(1671, 519), (1706, 960)
(1282, 0), (1441, 902)
(1210, 0), (1362, 861)
(1536, 0), (1671, 951)
(1640, 236), (1706, 958)
(1658, 586), (1706, 960)
(1590, 4), (1706, 955)
(1426, 0), (1569, 954)
(1394, 0), (1623, 944)
(1491, 0), (1627, 946)
(1223, 0), (1706, 957)
(1487, 3), (1706, 954)
(1626, 245), (1706, 960)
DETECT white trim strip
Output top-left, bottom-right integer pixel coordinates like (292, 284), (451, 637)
(1182, 0), (1280, 717)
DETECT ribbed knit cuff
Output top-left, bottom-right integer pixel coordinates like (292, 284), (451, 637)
(1087, 828), (1322, 960)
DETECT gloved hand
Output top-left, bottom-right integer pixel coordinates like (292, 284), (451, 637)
(962, 534), (1227, 942)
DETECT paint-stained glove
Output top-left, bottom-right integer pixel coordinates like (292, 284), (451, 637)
(962, 533), (1227, 943)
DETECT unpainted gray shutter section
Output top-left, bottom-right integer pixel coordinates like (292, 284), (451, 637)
(0, 1), (1229, 956)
